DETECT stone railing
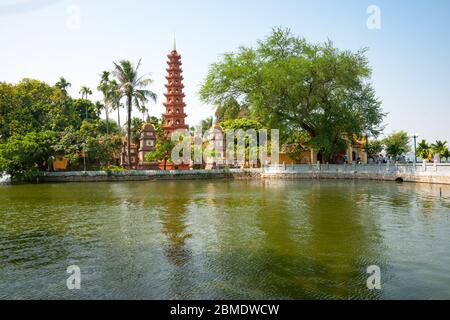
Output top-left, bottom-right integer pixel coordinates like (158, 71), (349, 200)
(262, 163), (450, 184)
(263, 163), (450, 175)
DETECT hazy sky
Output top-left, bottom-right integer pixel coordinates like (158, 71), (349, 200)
(1, 0), (449, 142)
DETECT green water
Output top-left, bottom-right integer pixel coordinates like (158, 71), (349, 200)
(1, 180), (449, 300)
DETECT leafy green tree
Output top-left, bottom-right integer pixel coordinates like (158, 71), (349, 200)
(283, 131), (311, 163)
(219, 118), (264, 166)
(441, 148), (450, 163)
(78, 121), (121, 167)
(215, 98), (249, 123)
(220, 118), (263, 131)
(125, 117), (144, 147)
(200, 27), (384, 162)
(0, 131), (57, 180)
(72, 99), (100, 123)
(417, 140), (432, 162)
(431, 140), (448, 163)
(97, 119), (120, 136)
(145, 136), (175, 171)
(52, 126), (83, 166)
(0, 79), (73, 138)
(112, 59), (157, 168)
(364, 139), (384, 159)
(147, 116), (163, 133)
(383, 131), (411, 159)
(0, 78), (114, 175)
(0, 82), (19, 140)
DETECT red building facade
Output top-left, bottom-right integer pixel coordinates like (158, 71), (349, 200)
(162, 43), (188, 136)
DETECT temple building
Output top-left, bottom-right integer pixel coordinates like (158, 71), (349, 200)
(137, 123), (158, 169)
(279, 136), (368, 165)
(162, 40), (188, 136)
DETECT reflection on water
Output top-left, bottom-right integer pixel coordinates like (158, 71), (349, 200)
(0, 180), (449, 299)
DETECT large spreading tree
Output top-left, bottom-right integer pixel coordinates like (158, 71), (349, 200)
(200, 28), (385, 162)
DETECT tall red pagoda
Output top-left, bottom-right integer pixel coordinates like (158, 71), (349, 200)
(162, 40), (188, 136)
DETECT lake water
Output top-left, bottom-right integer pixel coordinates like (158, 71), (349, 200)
(0, 180), (449, 300)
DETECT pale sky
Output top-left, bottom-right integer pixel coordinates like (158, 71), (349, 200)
(0, 0), (449, 142)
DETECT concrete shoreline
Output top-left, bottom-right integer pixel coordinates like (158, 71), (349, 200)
(30, 164), (450, 185)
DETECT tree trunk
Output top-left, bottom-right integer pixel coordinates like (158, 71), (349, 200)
(105, 100), (110, 166)
(105, 100), (109, 135)
(164, 158), (167, 171)
(117, 105), (121, 131)
(127, 95), (132, 169)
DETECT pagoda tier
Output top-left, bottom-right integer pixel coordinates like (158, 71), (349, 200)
(165, 76), (184, 81)
(164, 93), (186, 98)
(163, 113), (188, 118)
(165, 84), (184, 89)
(162, 45), (188, 135)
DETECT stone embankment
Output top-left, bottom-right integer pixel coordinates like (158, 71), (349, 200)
(29, 164), (450, 185)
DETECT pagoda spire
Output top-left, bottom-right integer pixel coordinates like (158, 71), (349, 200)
(162, 42), (188, 136)
(173, 35), (177, 52)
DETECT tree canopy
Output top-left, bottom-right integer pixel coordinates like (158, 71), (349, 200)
(383, 131), (411, 158)
(200, 27), (385, 161)
(0, 78), (119, 179)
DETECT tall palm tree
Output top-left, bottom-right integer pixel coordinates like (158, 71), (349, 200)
(112, 59), (157, 168)
(417, 140), (432, 162)
(431, 140), (448, 163)
(55, 77), (71, 96)
(79, 86), (92, 100)
(98, 71), (112, 134)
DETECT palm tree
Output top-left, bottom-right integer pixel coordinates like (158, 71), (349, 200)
(79, 86), (93, 100)
(417, 140), (432, 162)
(112, 59), (157, 168)
(98, 71), (112, 134)
(79, 86), (93, 122)
(431, 140), (448, 163)
(55, 77), (71, 96)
